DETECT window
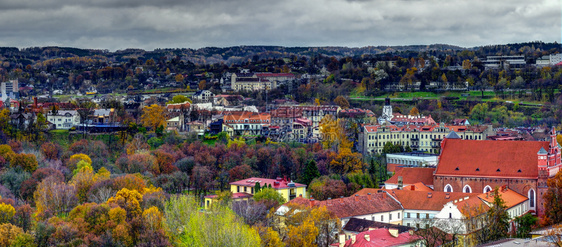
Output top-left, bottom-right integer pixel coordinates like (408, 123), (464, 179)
(449, 213), (452, 219)
(444, 184), (453, 192)
(381, 215), (384, 221)
(237, 186), (240, 192)
(529, 189), (536, 208)
(483, 185), (492, 193)
(426, 214), (429, 219)
(416, 213), (420, 219)
(389, 214), (392, 221)
(251, 187), (254, 194)
(407, 213), (411, 218)
(244, 186), (247, 192)
(463, 185), (472, 193)
(398, 213), (400, 219)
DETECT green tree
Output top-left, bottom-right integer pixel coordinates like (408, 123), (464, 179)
(164, 195), (260, 247)
(514, 214), (537, 238)
(254, 182), (261, 194)
(484, 188), (510, 242)
(302, 160), (320, 186)
(167, 95), (191, 104)
(470, 103), (489, 122)
(253, 188), (286, 205)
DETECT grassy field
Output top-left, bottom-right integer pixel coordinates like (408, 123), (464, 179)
(348, 90), (548, 106)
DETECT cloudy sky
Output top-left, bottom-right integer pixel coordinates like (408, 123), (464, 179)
(0, 0), (560, 51)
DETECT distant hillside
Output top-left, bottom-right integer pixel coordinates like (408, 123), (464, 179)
(0, 42), (559, 65)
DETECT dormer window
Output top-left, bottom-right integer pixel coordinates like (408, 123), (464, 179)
(476, 168), (480, 171)
(517, 169), (522, 173)
(455, 167), (459, 171)
(496, 169), (501, 172)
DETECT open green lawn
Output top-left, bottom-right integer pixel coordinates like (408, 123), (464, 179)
(348, 90), (547, 105)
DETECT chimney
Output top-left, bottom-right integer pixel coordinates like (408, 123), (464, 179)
(310, 199), (315, 207)
(338, 234), (346, 247)
(397, 176), (403, 190)
(367, 193), (372, 200)
(327, 198), (332, 206)
(351, 235), (356, 244)
(299, 194), (302, 198)
(364, 234), (370, 242)
(427, 192), (432, 198)
(410, 185), (415, 190)
(354, 194), (359, 201)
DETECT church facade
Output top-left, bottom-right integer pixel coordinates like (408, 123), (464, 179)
(433, 129), (561, 217)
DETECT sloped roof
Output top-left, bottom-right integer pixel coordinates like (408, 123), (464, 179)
(445, 131), (460, 139)
(385, 190), (479, 211)
(435, 139), (549, 178)
(385, 167), (435, 186)
(284, 193), (403, 219)
(478, 186), (528, 209)
(454, 196), (489, 217)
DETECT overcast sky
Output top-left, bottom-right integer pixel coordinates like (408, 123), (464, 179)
(0, 0), (560, 51)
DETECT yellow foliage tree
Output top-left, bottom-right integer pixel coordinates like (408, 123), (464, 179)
(287, 218), (318, 247)
(254, 226), (284, 247)
(143, 206), (163, 231)
(175, 74), (184, 82)
(330, 148), (364, 174)
(0, 203), (15, 223)
(319, 115), (352, 151)
(0, 223), (23, 247)
(140, 104), (167, 131)
(69, 153), (92, 165)
(109, 207), (127, 225)
(409, 107), (419, 116)
(107, 188), (143, 219)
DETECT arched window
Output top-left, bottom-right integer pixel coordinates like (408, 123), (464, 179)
(483, 185), (492, 193)
(463, 185), (472, 193)
(529, 189), (536, 208)
(444, 184), (453, 192)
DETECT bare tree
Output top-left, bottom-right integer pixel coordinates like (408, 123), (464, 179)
(230, 200), (268, 226)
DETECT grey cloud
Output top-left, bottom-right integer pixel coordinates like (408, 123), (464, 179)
(0, 0), (558, 50)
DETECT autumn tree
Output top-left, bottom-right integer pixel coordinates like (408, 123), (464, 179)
(175, 74), (184, 83)
(543, 171), (562, 224)
(0, 203), (15, 223)
(107, 188), (143, 219)
(10, 153), (37, 172)
(333, 96), (350, 109)
(319, 115), (352, 152)
(34, 176), (78, 219)
(330, 148), (364, 174)
(409, 106), (420, 116)
(141, 104), (167, 131)
(287, 219), (318, 247)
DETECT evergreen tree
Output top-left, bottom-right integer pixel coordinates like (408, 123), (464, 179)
(302, 160), (320, 186)
(486, 188), (510, 241)
(254, 182), (261, 193)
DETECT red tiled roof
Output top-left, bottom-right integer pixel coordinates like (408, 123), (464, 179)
(343, 228), (419, 247)
(385, 167), (435, 186)
(285, 193), (402, 219)
(435, 139), (549, 178)
(478, 186), (528, 209)
(230, 177), (306, 189)
(454, 196), (489, 217)
(255, 73), (296, 78)
(384, 190), (479, 211)
(223, 111), (270, 124)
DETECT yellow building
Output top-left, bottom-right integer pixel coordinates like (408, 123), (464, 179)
(204, 192), (252, 209)
(230, 177), (307, 203)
